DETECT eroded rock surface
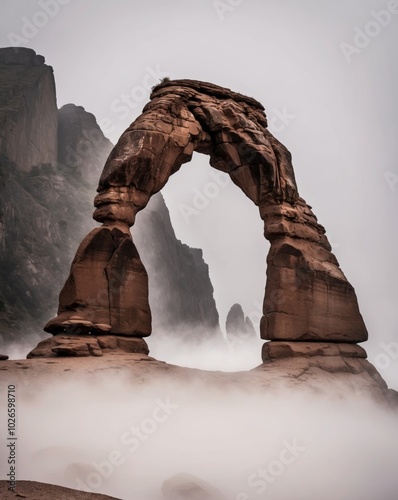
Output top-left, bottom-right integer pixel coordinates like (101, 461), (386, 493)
(47, 78), (367, 346)
(0, 480), (120, 500)
(27, 334), (149, 358)
(0, 51), (99, 346)
(0, 47), (57, 173)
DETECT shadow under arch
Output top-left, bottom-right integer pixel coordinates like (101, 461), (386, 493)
(44, 80), (367, 354)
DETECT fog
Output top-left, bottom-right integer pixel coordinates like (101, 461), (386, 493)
(0, 1), (397, 497)
(147, 328), (264, 372)
(2, 330), (398, 499)
(0, 363), (397, 500)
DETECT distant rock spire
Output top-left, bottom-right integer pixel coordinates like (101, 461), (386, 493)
(226, 303), (256, 341)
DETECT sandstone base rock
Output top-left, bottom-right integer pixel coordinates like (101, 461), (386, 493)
(44, 225), (151, 337)
(262, 341), (367, 361)
(27, 335), (149, 359)
(0, 480), (120, 500)
(260, 340), (396, 405)
(262, 340), (369, 377)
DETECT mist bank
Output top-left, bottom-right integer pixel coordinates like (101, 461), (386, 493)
(0, 367), (397, 500)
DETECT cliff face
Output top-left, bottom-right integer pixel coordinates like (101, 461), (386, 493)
(0, 48), (220, 351)
(57, 103), (113, 188)
(0, 48), (57, 173)
(134, 193), (220, 337)
(0, 59), (109, 346)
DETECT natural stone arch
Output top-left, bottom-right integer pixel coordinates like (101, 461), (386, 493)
(44, 80), (367, 349)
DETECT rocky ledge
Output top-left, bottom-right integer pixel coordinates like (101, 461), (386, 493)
(26, 334), (150, 358)
(0, 480), (120, 500)
(0, 341), (396, 408)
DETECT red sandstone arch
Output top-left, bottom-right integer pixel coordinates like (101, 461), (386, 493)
(44, 80), (367, 346)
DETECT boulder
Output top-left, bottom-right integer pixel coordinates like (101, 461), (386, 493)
(162, 473), (226, 500)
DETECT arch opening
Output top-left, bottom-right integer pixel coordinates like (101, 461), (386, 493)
(141, 152), (267, 370)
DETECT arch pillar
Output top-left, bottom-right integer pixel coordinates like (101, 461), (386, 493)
(260, 199), (367, 342)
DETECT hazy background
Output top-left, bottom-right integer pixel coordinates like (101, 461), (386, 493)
(0, 0), (397, 384)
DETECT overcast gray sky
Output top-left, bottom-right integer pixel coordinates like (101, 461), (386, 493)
(1, 0), (397, 381)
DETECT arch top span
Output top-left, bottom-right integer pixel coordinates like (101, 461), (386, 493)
(45, 79), (368, 347)
(93, 79), (298, 226)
